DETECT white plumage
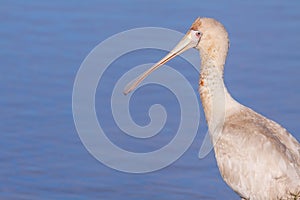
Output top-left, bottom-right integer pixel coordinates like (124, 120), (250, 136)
(125, 17), (300, 199)
(196, 18), (300, 199)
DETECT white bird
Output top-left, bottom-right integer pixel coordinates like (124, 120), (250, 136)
(124, 17), (300, 200)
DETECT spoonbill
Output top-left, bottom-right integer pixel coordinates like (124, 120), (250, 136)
(124, 17), (300, 200)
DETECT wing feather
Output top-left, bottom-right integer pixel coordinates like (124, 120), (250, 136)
(214, 106), (300, 199)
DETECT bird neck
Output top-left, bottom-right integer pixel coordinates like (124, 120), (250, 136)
(199, 61), (235, 136)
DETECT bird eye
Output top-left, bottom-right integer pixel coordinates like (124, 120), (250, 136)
(196, 31), (202, 37)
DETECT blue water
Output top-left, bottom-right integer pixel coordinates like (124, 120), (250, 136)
(1, 0), (300, 199)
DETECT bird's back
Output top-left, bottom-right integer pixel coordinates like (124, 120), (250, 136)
(214, 104), (300, 199)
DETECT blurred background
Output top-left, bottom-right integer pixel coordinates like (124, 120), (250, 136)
(1, 0), (300, 199)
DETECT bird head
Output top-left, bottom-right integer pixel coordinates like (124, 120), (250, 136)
(124, 17), (229, 95)
(191, 18), (229, 68)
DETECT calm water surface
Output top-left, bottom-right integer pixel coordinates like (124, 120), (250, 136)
(1, 1), (300, 199)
